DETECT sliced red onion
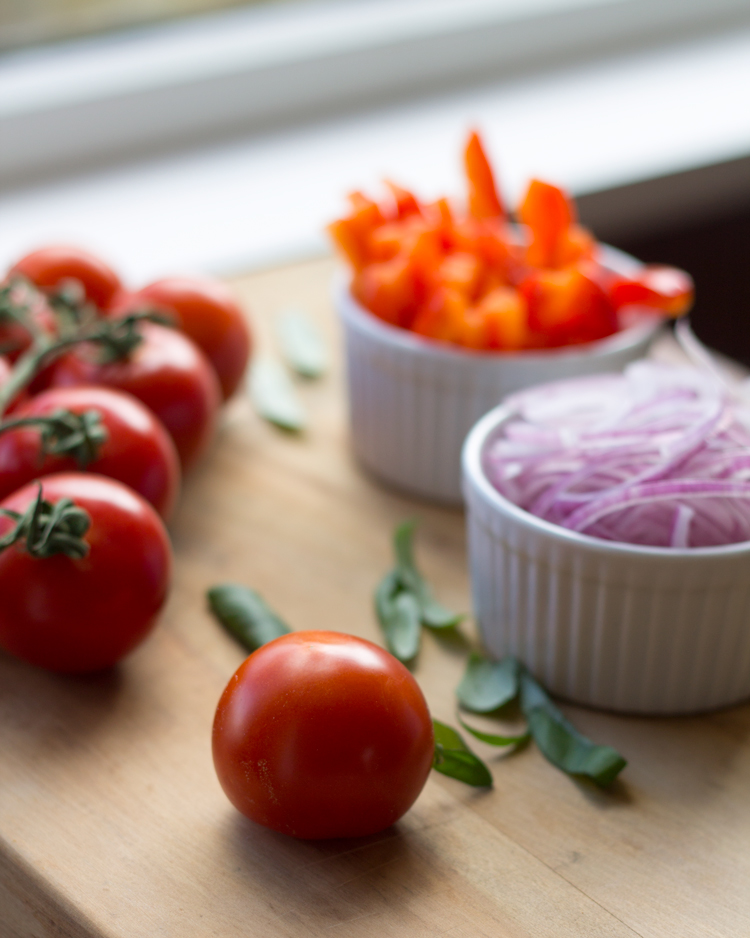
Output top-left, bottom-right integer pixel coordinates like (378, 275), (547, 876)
(483, 362), (750, 547)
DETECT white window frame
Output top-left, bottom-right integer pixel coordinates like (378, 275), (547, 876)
(2, 0), (750, 186)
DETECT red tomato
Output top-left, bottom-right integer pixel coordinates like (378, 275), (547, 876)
(212, 631), (434, 840)
(0, 356), (9, 387)
(113, 278), (252, 400)
(10, 245), (122, 310)
(0, 386), (180, 519)
(48, 322), (221, 471)
(0, 473), (171, 673)
(0, 284), (57, 363)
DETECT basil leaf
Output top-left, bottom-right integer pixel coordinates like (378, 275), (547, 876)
(376, 583), (421, 663)
(432, 719), (492, 787)
(519, 671), (627, 787)
(207, 584), (291, 652)
(250, 357), (306, 431)
(374, 568), (400, 623)
(457, 714), (530, 747)
(456, 653), (520, 713)
(392, 521), (462, 629)
(276, 309), (327, 378)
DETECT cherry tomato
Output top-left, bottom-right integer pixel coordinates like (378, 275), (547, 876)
(0, 283), (57, 363)
(48, 322), (221, 471)
(0, 473), (171, 673)
(212, 631), (434, 840)
(10, 245), (122, 311)
(114, 278), (252, 400)
(0, 386), (181, 519)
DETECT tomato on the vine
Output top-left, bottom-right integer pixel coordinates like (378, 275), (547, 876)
(48, 322), (221, 470)
(10, 245), (122, 311)
(212, 631), (434, 839)
(0, 284), (57, 363)
(0, 473), (171, 673)
(114, 277), (252, 400)
(0, 386), (181, 519)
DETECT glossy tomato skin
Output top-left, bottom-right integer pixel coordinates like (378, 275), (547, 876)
(10, 245), (122, 310)
(0, 473), (172, 673)
(212, 631), (434, 840)
(0, 386), (181, 519)
(49, 322), (221, 471)
(117, 278), (252, 400)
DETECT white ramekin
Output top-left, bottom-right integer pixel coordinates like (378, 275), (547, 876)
(336, 247), (663, 504)
(462, 405), (750, 715)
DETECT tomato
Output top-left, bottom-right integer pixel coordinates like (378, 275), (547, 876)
(212, 631), (434, 840)
(0, 356), (9, 388)
(0, 386), (180, 519)
(0, 283), (57, 363)
(116, 277), (252, 400)
(0, 473), (171, 673)
(48, 322), (221, 471)
(10, 245), (122, 311)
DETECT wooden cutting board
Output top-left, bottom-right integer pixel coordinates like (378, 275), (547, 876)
(2, 256), (749, 938)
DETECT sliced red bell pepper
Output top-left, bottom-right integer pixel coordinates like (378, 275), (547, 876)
(475, 286), (529, 350)
(519, 179), (575, 269)
(328, 192), (386, 270)
(464, 131), (505, 221)
(352, 255), (418, 327)
(608, 265), (695, 317)
(522, 265), (618, 348)
(412, 288), (468, 344)
(385, 181), (423, 220)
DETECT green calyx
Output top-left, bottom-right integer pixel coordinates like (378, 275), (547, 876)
(0, 409), (108, 467)
(0, 485), (91, 560)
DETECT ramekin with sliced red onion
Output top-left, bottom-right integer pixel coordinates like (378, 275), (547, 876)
(462, 362), (750, 714)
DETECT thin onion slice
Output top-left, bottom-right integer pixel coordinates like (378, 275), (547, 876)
(483, 362), (750, 548)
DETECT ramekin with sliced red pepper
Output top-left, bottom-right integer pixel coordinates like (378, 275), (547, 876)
(328, 132), (693, 351)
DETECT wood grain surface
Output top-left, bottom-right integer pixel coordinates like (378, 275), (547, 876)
(1, 256), (749, 938)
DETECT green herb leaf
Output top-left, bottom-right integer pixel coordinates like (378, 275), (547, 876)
(375, 571), (421, 662)
(276, 310), (327, 378)
(457, 653), (520, 713)
(207, 584), (291, 652)
(457, 714), (530, 747)
(432, 719), (493, 787)
(392, 521), (462, 629)
(519, 670), (627, 787)
(250, 358), (306, 431)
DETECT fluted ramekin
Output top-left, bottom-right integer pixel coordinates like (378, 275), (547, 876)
(462, 405), (750, 715)
(336, 249), (662, 504)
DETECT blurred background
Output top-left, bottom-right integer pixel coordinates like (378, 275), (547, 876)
(1, 0), (287, 50)
(2, 0), (750, 361)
